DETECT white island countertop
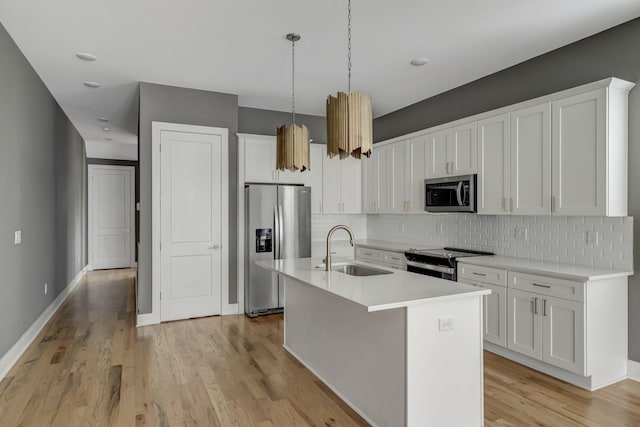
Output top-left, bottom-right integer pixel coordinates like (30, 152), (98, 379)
(257, 257), (490, 312)
(459, 255), (633, 281)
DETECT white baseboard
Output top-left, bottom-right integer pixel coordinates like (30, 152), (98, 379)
(136, 312), (160, 327)
(0, 266), (88, 381)
(629, 360), (640, 382)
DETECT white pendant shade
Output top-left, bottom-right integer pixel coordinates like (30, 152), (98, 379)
(326, 91), (373, 159)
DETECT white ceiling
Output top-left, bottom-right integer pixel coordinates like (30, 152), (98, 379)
(1, 0), (640, 160)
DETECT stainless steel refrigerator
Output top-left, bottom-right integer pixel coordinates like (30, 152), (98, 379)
(245, 184), (311, 317)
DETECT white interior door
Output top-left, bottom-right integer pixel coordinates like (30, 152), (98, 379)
(159, 128), (226, 321)
(89, 165), (134, 270)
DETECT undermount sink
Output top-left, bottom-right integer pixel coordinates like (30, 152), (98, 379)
(331, 263), (393, 277)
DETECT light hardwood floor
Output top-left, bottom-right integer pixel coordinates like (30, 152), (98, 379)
(0, 269), (639, 426)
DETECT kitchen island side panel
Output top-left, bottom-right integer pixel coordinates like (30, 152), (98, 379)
(406, 296), (484, 427)
(283, 277), (406, 427)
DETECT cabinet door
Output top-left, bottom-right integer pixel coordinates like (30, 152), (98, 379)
(482, 283), (508, 348)
(510, 103), (551, 215)
(244, 137), (276, 183)
(277, 168), (305, 185)
(507, 288), (543, 360)
(552, 89), (606, 216)
(450, 122), (478, 175)
(377, 145), (392, 213)
(405, 137), (427, 213)
(429, 130), (450, 178)
(322, 154), (342, 214)
(390, 142), (406, 213)
(542, 296), (585, 375)
(362, 151), (379, 213)
(340, 156), (362, 214)
(305, 144), (325, 214)
(477, 114), (510, 215)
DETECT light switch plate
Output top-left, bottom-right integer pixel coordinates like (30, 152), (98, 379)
(515, 227), (528, 241)
(14, 230), (22, 245)
(586, 231), (599, 246)
(439, 317), (455, 332)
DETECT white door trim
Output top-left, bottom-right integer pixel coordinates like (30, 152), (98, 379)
(151, 122), (231, 325)
(87, 164), (136, 271)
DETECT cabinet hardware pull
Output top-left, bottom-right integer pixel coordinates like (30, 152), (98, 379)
(533, 297), (539, 315)
(532, 283), (551, 288)
(472, 272), (487, 276)
(551, 196), (556, 213)
(510, 198), (514, 212)
(543, 299), (548, 317)
(502, 197), (507, 212)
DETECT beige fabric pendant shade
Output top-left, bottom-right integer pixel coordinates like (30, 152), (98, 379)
(276, 123), (310, 172)
(326, 91), (373, 159)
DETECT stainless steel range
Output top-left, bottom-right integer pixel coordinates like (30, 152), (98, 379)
(405, 247), (493, 281)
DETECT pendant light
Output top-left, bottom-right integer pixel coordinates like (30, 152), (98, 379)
(277, 33), (310, 172)
(326, 0), (373, 159)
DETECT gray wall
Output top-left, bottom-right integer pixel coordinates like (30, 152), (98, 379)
(0, 23), (87, 358)
(239, 107), (327, 143)
(373, 17), (640, 361)
(138, 83), (238, 313)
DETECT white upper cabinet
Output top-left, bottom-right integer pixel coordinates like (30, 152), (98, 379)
(242, 135), (305, 184)
(304, 144), (325, 214)
(450, 122), (478, 175)
(322, 154), (362, 214)
(390, 142), (407, 213)
(477, 113), (511, 215)
(362, 150), (380, 213)
(510, 103), (552, 215)
(429, 122), (477, 178)
(405, 136), (428, 213)
(551, 88), (617, 216)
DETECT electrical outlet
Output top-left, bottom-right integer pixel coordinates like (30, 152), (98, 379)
(439, 317), (455, 332)
(44, 283), (48, 296)
(515, 227), (528, 241)
(586, 231), (599, 246)
(14, 230), (22, 245)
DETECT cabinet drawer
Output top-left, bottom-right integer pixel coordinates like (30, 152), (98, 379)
(508, 272), (585, 302)
(383, 252), (407, 268)
(458, 264), (506, 287)
(355, 247), (382, 262)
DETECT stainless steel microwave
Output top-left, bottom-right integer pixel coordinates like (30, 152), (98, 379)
(424, 175), (477, 213)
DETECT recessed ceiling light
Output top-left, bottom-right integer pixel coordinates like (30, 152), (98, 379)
(103, 127), (111, 132)
(98, 117), (110, 122)
(83, 81), (101, 88)
(410, 58), (429, 66)
(76, 52), (97, 61)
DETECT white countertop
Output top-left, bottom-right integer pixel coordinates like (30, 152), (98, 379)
(459, 255), (633, 281)
(257, 257), (490, 312)
(355, 239), (429, 253)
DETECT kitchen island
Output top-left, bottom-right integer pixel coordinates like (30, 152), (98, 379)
(257, 258), (490, 427)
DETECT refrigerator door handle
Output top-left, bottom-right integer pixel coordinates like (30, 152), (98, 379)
(278, 205), (284, 259)
(273, 206), (279, 260)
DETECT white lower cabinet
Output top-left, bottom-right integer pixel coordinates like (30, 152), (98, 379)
(507, 287), (585, 375)
(458, 265), (507, 348)
(458, 261), (626, 390)
(355, 246), (407, 270)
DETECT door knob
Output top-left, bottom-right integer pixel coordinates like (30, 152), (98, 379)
(209, 244), (221, 250)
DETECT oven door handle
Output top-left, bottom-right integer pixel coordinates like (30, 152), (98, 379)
(456, 181), (464, 206)
(406, 260), (455, 274)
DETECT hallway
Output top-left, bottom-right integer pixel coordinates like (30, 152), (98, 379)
(1, 270), (640, 426)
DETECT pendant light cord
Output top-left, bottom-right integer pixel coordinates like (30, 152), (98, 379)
(347, 0), (351, 94)
(291, 36), (296, 125)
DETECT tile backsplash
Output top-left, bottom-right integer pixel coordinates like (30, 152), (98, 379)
(367, 214), (634, 271)
(312, 215), (367, 242)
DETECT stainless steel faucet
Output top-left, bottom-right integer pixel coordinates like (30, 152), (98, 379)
(325, 225), (355, 271)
